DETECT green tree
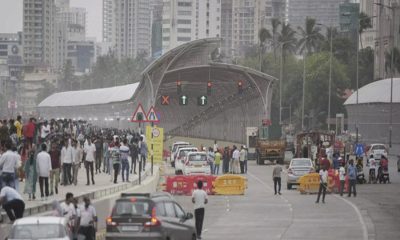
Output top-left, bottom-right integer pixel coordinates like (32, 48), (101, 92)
(60, 59), (75, 91)
(385, 47), (400, 77)
(271, 18), (281, 61)
(297, 17), (325, 55)
(358, 47), (375, 87)
(258, 27), (271, 72)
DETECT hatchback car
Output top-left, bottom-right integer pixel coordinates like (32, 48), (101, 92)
(367, 143), (388, 162)
(286, 158), (314, 190)
(183, 152), (210, 175)
(7, 216), (72, 240)
(106, 193), (196, 240)
(174, 147), (198, 175)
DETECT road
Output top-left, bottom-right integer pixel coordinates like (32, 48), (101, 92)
(172, 158), (400, 240)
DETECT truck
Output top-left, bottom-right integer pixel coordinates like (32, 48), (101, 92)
(255, 126), (286, 165)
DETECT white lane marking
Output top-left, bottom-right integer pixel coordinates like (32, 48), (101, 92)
(334, 195), (368, 240)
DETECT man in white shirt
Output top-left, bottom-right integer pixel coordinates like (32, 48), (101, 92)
(36, 144), (52, 200)
(0, 186), (25, 221)
(339, 162), (346, 196)
(78, 197), (97, 240)
(239, 146), (246, 174)
(0, 141), (19, 188)
(60, 192), (77, 230)
(232, 146), (240, 174)
(40, 121), (50, 143)
(192, 180), (208, 239)
(84, 138), (96, 185)
(316, 165), (328, 203)
(61, 140), (74, 185)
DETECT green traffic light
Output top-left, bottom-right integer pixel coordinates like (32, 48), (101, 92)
(180, 95), (188, 105)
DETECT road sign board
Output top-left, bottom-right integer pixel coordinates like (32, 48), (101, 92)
(179, 95), (188, 105)
(130, 104), (148, 122)
(161, 95), (169, 105)
(7, 101), (17, 109)
(262, 119), (272, 126)
(197, 95), (207, 106)
(147, 106), (160, 123)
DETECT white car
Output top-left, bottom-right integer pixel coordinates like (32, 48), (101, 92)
(175, 147), (198, 175)
(170, 142), (190, 167)
(286, 158), (314, 190)
(367, 143), (388, 161)
(183, 152), (210, 175)
(7, 216), (72, 240)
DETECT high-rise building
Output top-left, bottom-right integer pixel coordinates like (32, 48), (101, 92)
(374, 0), (400, 79)
(360, 0), (376, 50)
(161, 0), (222, 54)
(221, 0), (282, 56)
(23, 0), (56, 67)
(102, 0), (152, 59)
(151, 0), (164, 57)
(287, 0), (346, 29)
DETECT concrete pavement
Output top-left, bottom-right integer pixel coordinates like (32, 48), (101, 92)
(175, 162), (372, 240)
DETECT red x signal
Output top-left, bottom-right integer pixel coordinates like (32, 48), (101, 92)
(161, 95), (170, 105)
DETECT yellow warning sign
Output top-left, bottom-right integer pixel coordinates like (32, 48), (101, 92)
(146, 125), (164, 163)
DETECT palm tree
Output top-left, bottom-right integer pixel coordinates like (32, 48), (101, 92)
(258, 27), (271, 72)
(271, 18), (281, 61)
(297, 17), (324, 130)
(297, 17), (325, 55)
(359, 12), (373, 49)
(278, 23), (297, 59)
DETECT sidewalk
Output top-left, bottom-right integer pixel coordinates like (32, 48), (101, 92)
(0, 163), (154, 223)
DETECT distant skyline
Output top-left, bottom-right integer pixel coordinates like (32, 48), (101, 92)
(0, 0), (102, 41)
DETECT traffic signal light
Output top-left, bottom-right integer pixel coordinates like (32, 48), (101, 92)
(177, 80), (182, 95)
(179, 95), (188, 105)
(238, 80), (243, 94)
(207, 81), (212, 96)
(197, 95), (208, 106)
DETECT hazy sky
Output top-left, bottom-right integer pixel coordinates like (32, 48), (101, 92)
(0, 0), (103, 41)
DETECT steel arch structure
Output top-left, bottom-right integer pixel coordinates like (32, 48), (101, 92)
(136, 38), (277, 143)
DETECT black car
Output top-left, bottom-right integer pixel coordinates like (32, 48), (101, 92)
(106, 192), (196, 240)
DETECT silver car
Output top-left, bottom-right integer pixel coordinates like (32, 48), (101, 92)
(286, 158), (314, 190)
(7, 216), (72, 240)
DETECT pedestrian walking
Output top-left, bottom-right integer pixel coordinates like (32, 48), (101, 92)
(315, 165), (328, 203)
(129, 138), (138, 174)
(192, 180), (208, 239)
(72, 140), (83, 186)
(36, 143), (52, 200)
(40, 121), (50, 143)
(49, 142), (61, 195)
(23, 147), (37, 200)
(60, 192), (77, 233)
(61, 140), (73, 185)
(0, 141), (19, 188)
(24, 118), (36, 149)
(102, 139), (109, 173)
(84, 138), (96, 185)
(239, 146), (246, 174)
(110, 140), (121, 184)
(12, 146), (22, 192)
(214, 150), (221, 175)
(244, 146), (248, 173)
(78, 197), (97, 240)
(0, 186), (25, 221)
(140, 136), (148, 171)
(348, 159), (357, 197)
(94, 137), (103, 174)
(339, 162), (346, 196)
(207, 147), (215, 174)
(272, 165), (282, 195)
(72, 198), (81, 240)
(120, 139), (130, 182)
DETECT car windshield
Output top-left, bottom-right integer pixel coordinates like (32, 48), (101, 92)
(179, 149), (197, 157)
(113, 200), (151, 216)
(372, 145), (385, 150)
(291, 159), (312, 167)
(189, 154), (207, 161)
(10, 224), (66, 239)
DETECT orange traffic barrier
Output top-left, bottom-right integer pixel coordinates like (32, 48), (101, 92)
(298, 171), (337, 194)
(213, 174), (247, 195)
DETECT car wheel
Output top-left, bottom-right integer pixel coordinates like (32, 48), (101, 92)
(287, 183), (292, 190)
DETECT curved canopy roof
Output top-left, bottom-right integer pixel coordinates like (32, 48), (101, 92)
(344, 78), (400, 105)
(38, 83), (139, 107)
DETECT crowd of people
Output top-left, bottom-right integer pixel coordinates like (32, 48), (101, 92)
(0, 116), (148, 225)
(204, 143), (249, 175)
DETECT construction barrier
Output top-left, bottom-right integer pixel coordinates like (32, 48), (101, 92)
(190, 175), (217, 195)
(298, 169), (349, 194)
(213, 174), (247, 195)
(165, 175), (217, 196)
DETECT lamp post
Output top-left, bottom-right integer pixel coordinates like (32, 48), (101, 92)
(375, 2), (397, 147)
(317, 23), (333, 132)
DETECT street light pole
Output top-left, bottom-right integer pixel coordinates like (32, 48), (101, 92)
(302, 52), (306, 131)
(279, 43), (284, 125)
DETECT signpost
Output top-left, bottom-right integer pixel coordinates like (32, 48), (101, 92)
(130, 103), (148, 184)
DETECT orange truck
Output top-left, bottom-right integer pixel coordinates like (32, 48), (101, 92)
(256, 139), (286, 165)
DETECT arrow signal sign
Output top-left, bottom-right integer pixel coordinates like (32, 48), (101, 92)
(131, 103), (148, 122)
(146, 106), (160, 123)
